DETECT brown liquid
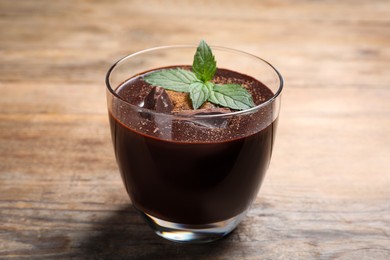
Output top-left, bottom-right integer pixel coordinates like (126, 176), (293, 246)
(109, 67), (277, 224)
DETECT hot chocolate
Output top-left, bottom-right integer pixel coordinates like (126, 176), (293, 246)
(108, 66), (277, 224)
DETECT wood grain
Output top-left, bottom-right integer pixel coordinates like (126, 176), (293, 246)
(1, 0), (389, 259)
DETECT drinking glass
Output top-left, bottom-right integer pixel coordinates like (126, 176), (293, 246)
(105, 45), (283, 243)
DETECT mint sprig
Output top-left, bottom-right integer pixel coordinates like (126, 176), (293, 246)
(143, 40), (255, 110)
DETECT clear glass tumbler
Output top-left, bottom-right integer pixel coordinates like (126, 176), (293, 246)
(105, 45), (283, 243)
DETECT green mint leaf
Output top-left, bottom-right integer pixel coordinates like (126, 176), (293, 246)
(143, 68), (198, 92)
(189, 82), (210, 109)
(192, 40), (217, 82)
(142, 41), (256, 111)
(208, 84), (255, 110)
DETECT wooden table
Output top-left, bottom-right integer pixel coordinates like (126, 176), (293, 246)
(1, 0), (389, 259)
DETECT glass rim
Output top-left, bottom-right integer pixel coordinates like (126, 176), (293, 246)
(105, 44), (284, 119)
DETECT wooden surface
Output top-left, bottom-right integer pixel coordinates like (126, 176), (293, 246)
(1, 0), (389, 259)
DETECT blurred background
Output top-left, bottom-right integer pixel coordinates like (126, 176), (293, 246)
(3, 0), (389, 86)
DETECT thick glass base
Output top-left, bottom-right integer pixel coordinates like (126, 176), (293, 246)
(139, 210), (247, 243)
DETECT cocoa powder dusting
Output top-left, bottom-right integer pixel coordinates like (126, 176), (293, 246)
(114, 66), (275, 142)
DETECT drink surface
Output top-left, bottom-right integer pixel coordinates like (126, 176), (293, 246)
(109, 66), (277, 224)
